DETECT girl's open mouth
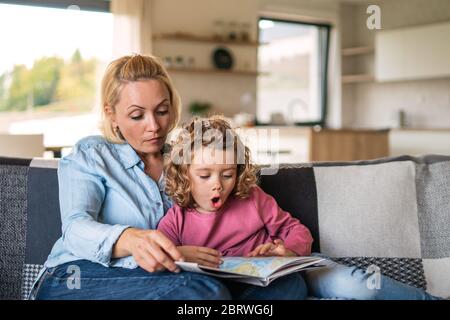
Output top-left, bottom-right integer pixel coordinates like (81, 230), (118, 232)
(210, 196), (222, 209)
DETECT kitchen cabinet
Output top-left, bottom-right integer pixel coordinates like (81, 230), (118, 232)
(309, 128), (389, 162)
(375, 21), (450, 82)
(390, 129), (450, 157)
(241, 127), (389, 164)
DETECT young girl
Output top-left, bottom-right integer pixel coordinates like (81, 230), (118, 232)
(158, 116), (441, 300)
(157, 115), (313, 300)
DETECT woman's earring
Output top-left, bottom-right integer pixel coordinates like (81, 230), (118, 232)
(114, 126), (122, 139)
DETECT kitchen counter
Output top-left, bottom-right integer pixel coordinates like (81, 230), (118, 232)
(391, 127), (450, 132)
(389, 129), (450, 156)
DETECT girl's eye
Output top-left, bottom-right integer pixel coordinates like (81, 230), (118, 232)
(200, 176), (210, 179)
(223, 175), (233, 179)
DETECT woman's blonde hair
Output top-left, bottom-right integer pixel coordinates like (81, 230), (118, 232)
(165, 115), (258, 208)
(100, 54), (181, 143)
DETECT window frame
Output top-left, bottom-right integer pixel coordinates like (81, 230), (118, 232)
(257, 17), (331, 127)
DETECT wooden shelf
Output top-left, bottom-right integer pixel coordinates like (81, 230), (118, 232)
(342, 74), (374, 83)
(153, 33), (262, 47)
(342, 46), (374, 56)
(167, 67), (266, 76)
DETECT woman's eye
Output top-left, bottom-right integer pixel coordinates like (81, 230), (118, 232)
(156, 110), (169, 116)
(223, 175), (233, 179)
(131, 115), (143, 120)
(200, 176), (210, 179)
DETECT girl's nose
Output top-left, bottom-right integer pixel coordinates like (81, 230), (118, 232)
(212, 181), (223, 191)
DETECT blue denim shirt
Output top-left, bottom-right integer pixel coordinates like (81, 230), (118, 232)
(44, 135), (172, 270)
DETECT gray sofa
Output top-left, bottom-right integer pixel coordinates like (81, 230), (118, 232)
(1, 155), (449, 300)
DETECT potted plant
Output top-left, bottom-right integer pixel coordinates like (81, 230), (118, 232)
(188, 101), (212, 116)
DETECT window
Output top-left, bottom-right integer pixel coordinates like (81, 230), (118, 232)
(0, 2), (112, 155)
(257, 18), (330, 126)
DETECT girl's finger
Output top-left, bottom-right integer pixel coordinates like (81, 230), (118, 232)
(253, 244), (266, 255)
(260, 243), (273, 255)
(198, 247), (221, 257)
(197, 252), (223, 265)
(246, 250), (256, 257)
(197, 257), (221, 268)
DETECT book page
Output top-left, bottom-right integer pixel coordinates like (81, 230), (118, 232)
(178, 256), (324, 278)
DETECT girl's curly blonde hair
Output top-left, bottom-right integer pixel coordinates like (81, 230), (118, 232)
(165, 115), (258, 208)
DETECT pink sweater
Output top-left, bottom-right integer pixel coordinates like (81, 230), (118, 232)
(157, 186), (313, 257)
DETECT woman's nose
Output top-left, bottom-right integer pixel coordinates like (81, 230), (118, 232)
(145, 116), (160, 132)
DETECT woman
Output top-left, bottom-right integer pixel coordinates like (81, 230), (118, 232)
(31, 54), (230, 299)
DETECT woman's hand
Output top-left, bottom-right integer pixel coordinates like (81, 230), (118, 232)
(246, 239), (297, 257)
(113, 228), (184, 273)
(177, 246), (223, 268)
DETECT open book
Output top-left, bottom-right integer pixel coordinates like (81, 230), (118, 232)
(175, 256), (326, 287)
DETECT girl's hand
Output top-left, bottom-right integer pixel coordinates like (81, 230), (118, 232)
(177, 246), (223, 268)
(114, 228), (184, 273)
(247, 239), (297, 257)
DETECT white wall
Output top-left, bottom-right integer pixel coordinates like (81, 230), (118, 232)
(341, 0), (450, 129)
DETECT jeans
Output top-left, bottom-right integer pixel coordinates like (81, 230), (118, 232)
(33, 259), (440, 300)
(34, 260), (231, 300)
(303, 258), (441, 300)
(224, 272), (308, 300)
(33, 260), (306, 300)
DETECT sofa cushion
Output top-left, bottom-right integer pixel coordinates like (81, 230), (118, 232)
(25, 159), (61, 265)
(0, 158), (30, 300)
(0, 157), (60, 300)
(416, 160), (450, 297)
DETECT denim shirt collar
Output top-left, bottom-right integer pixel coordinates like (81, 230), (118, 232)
(114, 142), (142, 169)
(114, 141), (171, 170)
